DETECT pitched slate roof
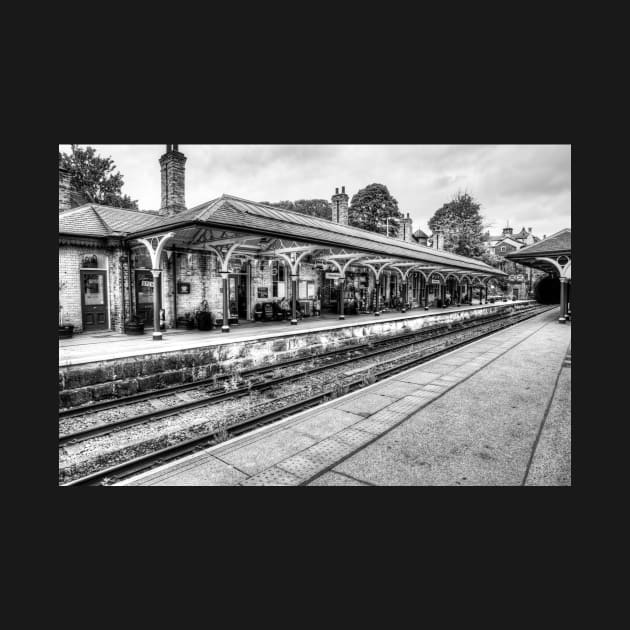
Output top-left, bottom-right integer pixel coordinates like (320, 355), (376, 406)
(413, 228), (428, 239)
(505, 228), (571, 258)
(59, 195), (504, 275)
(58, 204), (163, 238)
(132, 195), (503, 275)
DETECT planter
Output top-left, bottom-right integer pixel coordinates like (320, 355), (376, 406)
(124, 321), (145, 335)
(58, 325), (74, 339)
(196, 312), (214, 331)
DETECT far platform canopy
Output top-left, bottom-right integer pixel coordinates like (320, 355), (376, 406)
(505, 228), (571, 278)
(59, 194), (506, 278)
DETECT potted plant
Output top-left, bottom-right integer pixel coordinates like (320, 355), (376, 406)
(195, 300), (214, 330)
(58, 281), (74, 339)
(124, 314), (145, 335)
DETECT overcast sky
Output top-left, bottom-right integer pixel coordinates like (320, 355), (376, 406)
(58, 144), (571, 238)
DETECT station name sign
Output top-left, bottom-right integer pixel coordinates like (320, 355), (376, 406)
(431, 278), (441, 284)
(325, 272), (344, 279)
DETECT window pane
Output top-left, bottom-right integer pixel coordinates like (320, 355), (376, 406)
(84, 274), (104, 305)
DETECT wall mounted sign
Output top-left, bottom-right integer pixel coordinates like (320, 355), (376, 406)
(141, 279), (154, 288)
(177, 282), (191, 294)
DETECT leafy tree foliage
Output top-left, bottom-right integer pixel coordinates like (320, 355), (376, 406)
(59, 145), (138, 209)
(348, 183), (402, 236)
(427, 191), (485, 257)
(260, 199), (332, 220)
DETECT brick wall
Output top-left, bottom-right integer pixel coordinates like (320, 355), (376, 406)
(59, 245), (129, 332)
(331, 188), (349, 225)
(159, 150), (186, 215)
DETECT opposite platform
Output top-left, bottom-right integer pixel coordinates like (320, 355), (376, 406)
(118, 306), (570, 487)
(59, 301), (528, 367)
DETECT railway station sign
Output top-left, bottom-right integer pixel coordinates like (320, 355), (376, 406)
(325, 272), (343, 279)
(431, 278), (441, 284)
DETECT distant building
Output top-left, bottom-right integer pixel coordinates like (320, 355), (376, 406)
(411, 228), (428, 246)
(482, 225), (544, 299)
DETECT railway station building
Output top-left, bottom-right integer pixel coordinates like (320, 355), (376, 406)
(59, 145), (506, 340)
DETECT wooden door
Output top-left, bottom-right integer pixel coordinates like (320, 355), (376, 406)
(81, 270), (108, 331)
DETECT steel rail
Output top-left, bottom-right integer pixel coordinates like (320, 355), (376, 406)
(60, 305), (552, 486)
(59, 303), (532, 418)
(59, 306), (536, 445)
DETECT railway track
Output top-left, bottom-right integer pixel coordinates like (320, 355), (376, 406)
(60, 304), (553, 486)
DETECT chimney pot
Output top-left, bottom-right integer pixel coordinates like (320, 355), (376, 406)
(341, 186), (345, 193)
(528, 227), (532, 233)
(335, 187), (339, 194)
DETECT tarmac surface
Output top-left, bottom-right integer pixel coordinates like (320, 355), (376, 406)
(117, 307), (571, 486)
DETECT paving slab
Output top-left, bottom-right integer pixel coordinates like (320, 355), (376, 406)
(396, 370), (444, 385)
(328, 313), (570, 486)
(117, 307), (567, 487)
(215, 428), (318, 476)
(307, 471), (372, 486)
(334, 392), (396, 416)
(125, 453), (247, 486)
(290, 408), (363, 440)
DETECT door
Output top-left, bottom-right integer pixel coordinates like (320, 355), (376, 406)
(228, 275), (248, 320)
(81, 270), (108, 331)
(135, 270), (154, 327)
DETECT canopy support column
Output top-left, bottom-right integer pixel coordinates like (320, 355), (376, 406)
(221, 271), (230, 332)
(291, 273), (298, 325)
(559, 277), (569, 323)
(339, 277), (345, 320)
(151, 269), (162, 340)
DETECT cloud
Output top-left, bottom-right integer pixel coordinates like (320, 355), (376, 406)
(58, 144), (571, 239)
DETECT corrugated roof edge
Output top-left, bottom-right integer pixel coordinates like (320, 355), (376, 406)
(218, 194), (499, 270)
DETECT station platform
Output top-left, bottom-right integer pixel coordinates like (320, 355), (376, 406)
(59, 300), (524, 367)
(118, 306), (571, 487)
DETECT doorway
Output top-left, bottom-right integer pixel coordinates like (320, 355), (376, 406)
(135, 269), (155, 327)
(81, 270), (108, 331)
(228, 274), (248, 320)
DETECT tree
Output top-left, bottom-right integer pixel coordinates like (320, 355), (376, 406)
(348, 183), (402, 236)
(59, 145), (138, 209)
(260, 199), (332, 220)
(427, 191), (485, 257)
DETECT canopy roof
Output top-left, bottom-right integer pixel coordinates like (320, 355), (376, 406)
(505, 228), (571, 275)
(59, 195), (505, 276)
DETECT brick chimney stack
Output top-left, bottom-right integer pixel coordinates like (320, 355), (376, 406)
(399, 212), (414, 242)
(331, 185), (349, 225)
(59, 156), (72, 212)
(159, 144), (187, 216)
(432, 231), (444, 251)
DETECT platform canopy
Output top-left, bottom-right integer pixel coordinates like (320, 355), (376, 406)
(505, 228), (571, 278)
(59, 195), (505, 278)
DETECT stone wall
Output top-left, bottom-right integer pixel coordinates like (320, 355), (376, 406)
(58, 301), (536, 408)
